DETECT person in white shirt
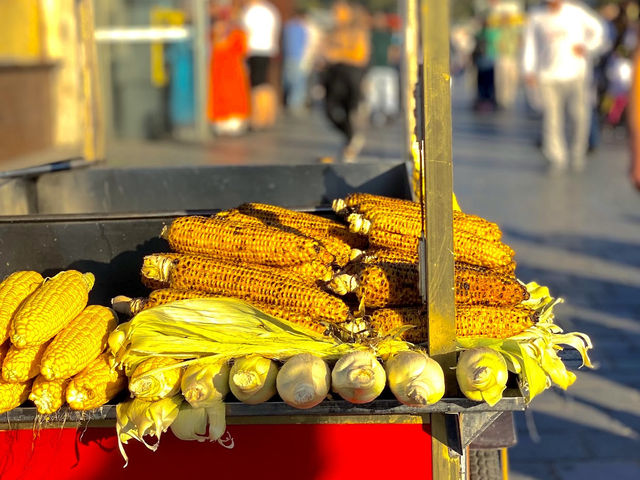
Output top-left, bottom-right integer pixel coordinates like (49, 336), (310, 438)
(523, 0), (605, 171)
(242, 0), (281, 88)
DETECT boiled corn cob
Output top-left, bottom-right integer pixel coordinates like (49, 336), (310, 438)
(40, 305), (118, 380)
(348, 209), (502, 242)
(0, 379), (32, 414)
(2, 341), (50, 382)
(235, 202), (368, 249)
(328, 262), (528, 308)
(162, 215), (334, 266)
(129, 357), (183, 401)
(368, 228), (514, 269)
(0, 271), (43, 344)
(10, 271), (95, 348)
(66, 353), (126, 410)
(29, 376), (70, 415)
(142, 254), (350, 323)
(370, 305), (537, 342)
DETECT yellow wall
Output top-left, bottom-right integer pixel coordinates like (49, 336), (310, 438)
(0, 0), (43, 60)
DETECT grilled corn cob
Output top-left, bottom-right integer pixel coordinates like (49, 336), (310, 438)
(10, 271), (95, 348)
(367, 229), (514, 269)
(142, 254), (350, 323)
(235, 202), (368, 249)
(0, 271), (43, 344)
(333, 193), (419, 216)
(29, 376), (70, 415)
(66, 353), (126, 410)
(348, 209), (502, 242)
(162, 215), (334, 266)
(328, 262), (528, 308)
(370, 305), (537, 341)
(218, 209), (352, 267)
(2, 341), (50, 382)
(0, 379), (32, 414)
(40, 305), (118, 380)
(129, 357), (183, 401)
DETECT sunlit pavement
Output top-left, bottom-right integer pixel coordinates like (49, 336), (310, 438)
(106, 83), (640, 479)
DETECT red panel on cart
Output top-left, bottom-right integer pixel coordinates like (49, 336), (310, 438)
(0, 423), (432, 480)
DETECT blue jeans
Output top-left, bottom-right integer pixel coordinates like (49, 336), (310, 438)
(283, 60), (308, 113)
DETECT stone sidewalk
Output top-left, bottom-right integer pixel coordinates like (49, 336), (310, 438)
(451, 99), (640, 479)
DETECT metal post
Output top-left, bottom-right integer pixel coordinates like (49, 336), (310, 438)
(418, 0), (459, 477)
(193, 0), (209, 142)
(402, 0), (419, 165)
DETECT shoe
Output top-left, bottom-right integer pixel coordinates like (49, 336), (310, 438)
(342, 134), (365, 163)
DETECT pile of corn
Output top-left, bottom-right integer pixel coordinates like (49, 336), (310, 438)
(116, 195), (538, 344)
(0, 270), (126, 415)
(122, 202), (372, 335)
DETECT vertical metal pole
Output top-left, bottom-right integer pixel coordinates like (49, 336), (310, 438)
(419, 0), (459, 478)
(402, 0), (418, 167)
(193, 0), (209, 141)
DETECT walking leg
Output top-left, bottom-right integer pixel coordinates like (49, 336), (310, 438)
(539, 80), (568, 168)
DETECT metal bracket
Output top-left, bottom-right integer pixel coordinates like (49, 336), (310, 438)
(459, 412), (504, 449)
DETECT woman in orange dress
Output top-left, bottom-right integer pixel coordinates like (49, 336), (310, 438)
(207, 9), (251, 135)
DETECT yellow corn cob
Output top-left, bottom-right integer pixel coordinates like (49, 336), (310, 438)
(162, 215), (335, 266)
(10, 271), (95, 348)
(370, 305), (537, 341)
(0, 271), (43, 344)
(143, 254), (350, 323)
(129, 357), (183, 401)
(29, 376), (70, 415)
(329, 262), (527, 308)
(333, 193), (419, 216)
(235, 202), (368, 249)
(2, 341), (51, 382)
(66, 353), (126, 410)
(40, 305), (118, 380)
(0, 379), (32, 414)
(367, 229), (514, 269)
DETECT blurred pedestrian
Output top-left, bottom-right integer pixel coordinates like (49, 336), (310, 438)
(367, 11), (399, 126)
(322, 0), (371, 162)
(628, 48), (640, 190)
(207, 8), (250, 136)
(494, 12), (521, 109)
(523, 0), (606, 171)
(242, 0), (281, 129)
(472, 16), (499, 111)
(282, 8), (311, 116)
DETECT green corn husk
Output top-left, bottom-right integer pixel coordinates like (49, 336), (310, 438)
(457, 282), (594, 403)
(109, 297), (412, 374)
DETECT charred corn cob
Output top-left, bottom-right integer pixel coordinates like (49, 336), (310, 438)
(0, 379), (32, 414)
(143, 254), (350, 323)
(162, 215), (334, 266)
(235, 202), (368, 249)
(328, 262), (528, 308)
(216, 209), (353, 267)
(129, 357), (183, 401)
(333, 193), (419, 216)
(348, 209), (502, 242)
(2, 341), (50, 382)
(0, 271), (43, 344)
(359, 248), (517, 276)
(370, 305), (537, 341)
(40, 305), (118, 380)
(66, 353), (126, 410)
(29, 376), (70, 415)
(10, 271), (95, 348)
(367, 229), (514, 269)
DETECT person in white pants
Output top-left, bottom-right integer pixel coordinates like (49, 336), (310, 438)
(523, 0), (606, 171)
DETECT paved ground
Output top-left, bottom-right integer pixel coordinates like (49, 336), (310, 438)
(104, 84), (640, 479)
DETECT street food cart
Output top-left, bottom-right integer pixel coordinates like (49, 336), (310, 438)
(0, 1), (587, 479)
